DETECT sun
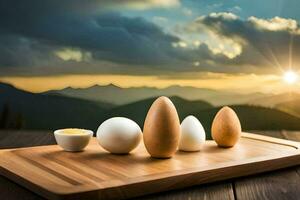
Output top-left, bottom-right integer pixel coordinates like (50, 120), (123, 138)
(283, 70), (298, 84)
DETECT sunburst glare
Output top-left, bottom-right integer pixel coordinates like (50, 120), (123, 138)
(283, 70), (298, 84)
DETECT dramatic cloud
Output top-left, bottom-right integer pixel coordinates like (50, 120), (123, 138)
(0, 0), (180, 14)
(0, 35), (61, 67)
(0, 0), (185, 67)
(249, 16), (299, 32)
(184, 12), (300, 72)
(0, 0), (300, 76)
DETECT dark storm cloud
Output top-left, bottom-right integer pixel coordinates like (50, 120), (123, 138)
(0, 0), (185, 68)
(0, 34), (62, 67)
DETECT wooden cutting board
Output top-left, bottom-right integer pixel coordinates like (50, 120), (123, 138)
(1, 132), (300, 200)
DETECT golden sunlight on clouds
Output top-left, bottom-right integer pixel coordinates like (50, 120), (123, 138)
(172, 41), (188, 48)
(1, 73), (299, 94)
(249, 16), (299, 32)
(55, 48), (92, 62)
(180, 12), (243, 59)
(206, 32), (243, 59)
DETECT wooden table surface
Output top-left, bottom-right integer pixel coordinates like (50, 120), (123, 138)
(1, 130), (300, 200)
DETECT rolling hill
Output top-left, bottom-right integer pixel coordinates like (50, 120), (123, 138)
(0, 82), (112, 130)
(247, 92), (300, 107)
(106, 96), (213, 126)
(276, 99), (300, 117)
(248, 92), (300, 117)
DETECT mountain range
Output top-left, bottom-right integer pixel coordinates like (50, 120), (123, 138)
(247, 93), (300, 107)
(2, 82), (300, 139)
(45, 84), (268, 106)
(44, 84), (300, 117)
(0, 82), (112, 129)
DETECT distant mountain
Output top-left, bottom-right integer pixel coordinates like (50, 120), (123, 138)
(0, 82), (112, 130)
(247, 92), (300, 107)
(44, 84), (267, 106)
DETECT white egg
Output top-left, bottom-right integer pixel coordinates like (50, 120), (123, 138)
(179, 115), (206, 151)
(97, 117), (142, 154)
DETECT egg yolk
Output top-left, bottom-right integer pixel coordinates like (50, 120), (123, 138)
(61, 128), (86, 135)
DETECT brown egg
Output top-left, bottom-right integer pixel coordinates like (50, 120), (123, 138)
(143, 96), (180, 158)
(211, 106), (241, 147)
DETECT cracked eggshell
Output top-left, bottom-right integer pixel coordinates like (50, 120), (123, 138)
(97, 117), (142, 154)
(211, 106), (241, 147)
(179, 115), (206, 151)
(143, 96), (180, 158)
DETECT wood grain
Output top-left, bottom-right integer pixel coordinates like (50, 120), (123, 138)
(234, 168), (300, 200)
(1, 132), (300, 200)
(233, 131), (300, 200)
(0, 130), (54, 200)
(0, 130), (55, 149)
(133, 182), (235, 200)
(0, 176), (44, 200)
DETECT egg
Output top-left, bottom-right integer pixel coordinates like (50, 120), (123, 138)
(211, 106), (241, 147)
(143, 96), (180, 158)
(54, 128), (93, 152)
(97, 117), (142, 154)
(179, 115), (206, 151)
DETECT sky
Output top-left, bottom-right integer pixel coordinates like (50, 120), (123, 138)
(0, 0), (300, 93)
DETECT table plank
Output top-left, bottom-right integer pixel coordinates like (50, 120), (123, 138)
(0, 130), (55, 149)
(234, 168), (300, 200)
(234, 130), (300, 200)
(0, 176), (44, 200)
(134, 182), (234, 200)
(280, 131), (300, 186)
(0, 131), (235, 200)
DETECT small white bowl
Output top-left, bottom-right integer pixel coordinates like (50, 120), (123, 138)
(54, 128), (93, 152)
